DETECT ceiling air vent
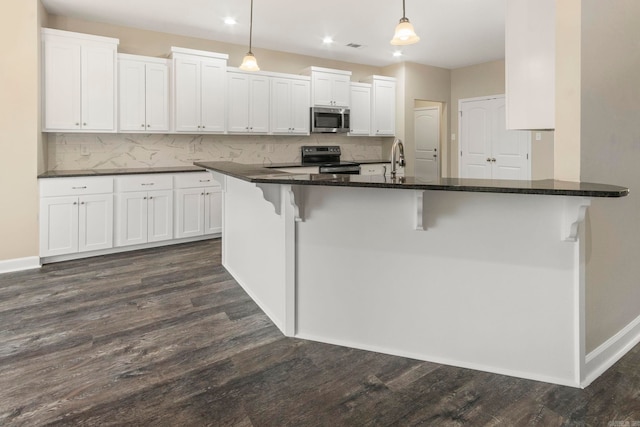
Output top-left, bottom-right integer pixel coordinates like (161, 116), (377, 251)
(345, 43), (365, 49)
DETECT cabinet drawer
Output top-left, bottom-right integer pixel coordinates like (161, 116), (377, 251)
(40, 177), (113, 197)
(174, 172), (221, 189)
(115, 174), (173, 192)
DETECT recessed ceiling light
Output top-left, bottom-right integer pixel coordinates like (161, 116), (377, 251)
(393, 51), (403, 57)
(322, 36), (334, 44)
(224, 17), (237, 25)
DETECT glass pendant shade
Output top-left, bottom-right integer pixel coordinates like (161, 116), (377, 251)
(239, 52), (260, 71)
(390, 17), (420, 45)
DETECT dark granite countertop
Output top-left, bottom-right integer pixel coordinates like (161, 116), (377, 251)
(194, 161), (629, 198)
(38, 166), (206, 178)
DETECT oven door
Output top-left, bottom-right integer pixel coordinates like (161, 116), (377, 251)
(319, 165), (361, 174)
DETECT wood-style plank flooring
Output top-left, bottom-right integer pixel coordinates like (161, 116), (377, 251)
(0, 239), (639, 426)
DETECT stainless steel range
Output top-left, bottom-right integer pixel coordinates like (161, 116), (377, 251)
(301, 146), (360, 174)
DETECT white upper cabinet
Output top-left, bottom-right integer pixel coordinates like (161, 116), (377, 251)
(118, 54), (169, 132)
(505, 0), (555, 130)
(227, 70), (270, 134)
(304, 66), (351, 107)
(363, 75), (397, 136)
(172, 47), (228, 133)
(349, 83), (371, 136)
(271, 76), (311, 135)
(42, 29), (119, 132)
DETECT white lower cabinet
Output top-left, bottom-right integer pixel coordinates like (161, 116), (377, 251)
(39, 177), (113, 257)
(174, 173), (222, 238)
(115, 175), (173, 247)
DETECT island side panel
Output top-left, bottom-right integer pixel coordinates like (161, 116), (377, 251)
(295, 186), (582, 386)
(222, 176), (287, 332)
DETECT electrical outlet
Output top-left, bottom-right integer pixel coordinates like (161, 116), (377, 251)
(80, 145), (90, 156)
(535, 132), (542, 141)
(451, 133), (456, 141)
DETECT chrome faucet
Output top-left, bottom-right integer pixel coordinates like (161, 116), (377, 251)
(390, 138), (406, 178)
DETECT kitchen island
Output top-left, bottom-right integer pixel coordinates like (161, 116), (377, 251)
(195, 160), (628, 388)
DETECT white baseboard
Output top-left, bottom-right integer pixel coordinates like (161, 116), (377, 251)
(583, 313), (640, 388)
(295, 331), (580, 388)
(0, 256), (41, 274)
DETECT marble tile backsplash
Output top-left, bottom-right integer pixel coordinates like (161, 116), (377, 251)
(46, 133), (385, 170)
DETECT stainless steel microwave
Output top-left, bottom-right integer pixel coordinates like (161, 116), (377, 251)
(310, 107), (350, 133)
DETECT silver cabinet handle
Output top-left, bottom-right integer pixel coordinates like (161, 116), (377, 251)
(72, 186), (87, 189)
(199, 179), (211, 183)
(141, 183), (154, 186)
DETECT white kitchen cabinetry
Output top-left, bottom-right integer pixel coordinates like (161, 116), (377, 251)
(118, 54), (170, 132)
(271, 76), (311, 135)
(42, 28), (119, 132)
(227, 70), (270, 134)
(362, 75), (396, 136)
(115, 175), (173, 247)
(304, 66), (351, 107)
(349, 83), (372, 136)
(172, 47), (228, 133)
(39, 177), (113, 257)
(505, 0), (555, 130)
(174, 172), (222, 238)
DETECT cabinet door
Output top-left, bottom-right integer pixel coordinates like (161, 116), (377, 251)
(118, 60), (146, 131)
(249, 75), (270, 133)
(147, 190), (173, 243)
(116, 191), (148, 247)
(39, 196), (79, 257)
(204, 188), (223, 235)
(290, 80), (310, 134)
(312, 72), (333, 106)
(174, 57), (201, 132)
(174, 188), (205, 239)
(271, 78), (292, 134)
(227, 72), (250, 132)
(200, 57), (227, 132)
(332, 74), (351, 107)
(349, 85), (371, 135)
(79, 194), (113, 252)
(82, 44), (116, 131)
(145, 62), (170, 132)
(372, 80), (395, 136)
(43, 38), (82, 130)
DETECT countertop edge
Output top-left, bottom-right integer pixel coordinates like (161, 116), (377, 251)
(195, 161), (630, 198)
(38, 166), (207, 179)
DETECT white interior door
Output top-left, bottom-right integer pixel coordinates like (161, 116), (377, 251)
(460, 96), (530, 180)
(414, 107), (440, 181)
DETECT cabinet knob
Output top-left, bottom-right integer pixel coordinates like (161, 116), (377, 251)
(197, 125), (201, 129)
(486, 158), (491, 162)
(147, 124), (150, 128)
(80, 201), (85, 205)
(492, 158), (497, 162)
(75, 123), (80, 126)
(141, 124), (145, 127)
(202, 126), (205, 129)
(201, 192), (204, 196)
(73, 202), (78, 205)
(149, 196), (153, 199)
(143, 197), (147, 200)
(83, 123), (87, 126)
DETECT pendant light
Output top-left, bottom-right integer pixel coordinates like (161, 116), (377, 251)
(239, 0), (260, 71)
(390, 0), (420, 46)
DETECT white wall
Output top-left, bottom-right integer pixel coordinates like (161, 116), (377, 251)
(579, 0), (640, 352)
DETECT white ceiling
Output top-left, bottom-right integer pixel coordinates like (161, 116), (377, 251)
(41, 0), (506, 70)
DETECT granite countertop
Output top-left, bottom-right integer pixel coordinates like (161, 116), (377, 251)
(38, 166), (206, 178)
(194, 161), (629, 198)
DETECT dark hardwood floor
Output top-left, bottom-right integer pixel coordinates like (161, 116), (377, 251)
(0, 239), (638, 426)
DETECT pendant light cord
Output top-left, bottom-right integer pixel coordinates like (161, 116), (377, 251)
(402, 0), (406, 19)
(248, 0), (254, 54)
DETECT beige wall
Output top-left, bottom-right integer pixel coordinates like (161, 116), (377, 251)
(47, 15), (382, 81)
(0, 0), (41, 261)
(554, 0), (582, 181)
(380, 62), (450, 177)
(579, 0), (640, 352)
